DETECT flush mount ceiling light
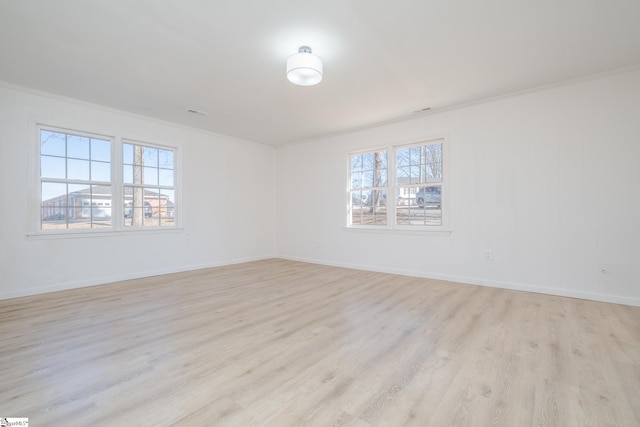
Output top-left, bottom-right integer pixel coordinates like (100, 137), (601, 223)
(287, 46), (323, 86)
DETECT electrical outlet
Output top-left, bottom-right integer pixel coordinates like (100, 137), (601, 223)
(484, 250), (493, 261)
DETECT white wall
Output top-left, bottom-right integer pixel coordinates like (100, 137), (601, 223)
(3, 69), (639, 306)
(275, 69), (640, 306)
(0, 85), (276, 299)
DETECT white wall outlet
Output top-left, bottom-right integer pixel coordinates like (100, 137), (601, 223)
(484, 250), (493, 261)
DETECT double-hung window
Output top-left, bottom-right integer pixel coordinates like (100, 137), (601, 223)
(123, 141), (175, 227)
(37, 125), (177, 234)
(348, 138), (446, 230)
(40, 128), (113, 230)
(349, 149), (388, 225)
(395, 140), (443, 226)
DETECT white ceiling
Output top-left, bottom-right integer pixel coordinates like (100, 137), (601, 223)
(1, 1), (639, 145)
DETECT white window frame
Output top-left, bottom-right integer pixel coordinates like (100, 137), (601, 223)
(31, 123), (180, 238)
(347, 147), (389, 227)
(346, 137), (450, 234)
(36, 125), (115, 233)
(121, 139), (178, 230)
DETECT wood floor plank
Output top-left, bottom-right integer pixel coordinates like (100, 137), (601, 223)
(1, 258), (639, 426)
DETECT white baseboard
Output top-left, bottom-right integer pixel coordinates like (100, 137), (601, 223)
(0, 255), (275, 301)
(5, 254), (638, 307)
(278, 255), (640, 307)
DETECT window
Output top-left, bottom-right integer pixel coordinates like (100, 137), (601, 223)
(123, 142), (175, 227)
(349, 150), (388, 225)
(348, 138), (445, 229)
(395, 141), (443, 226)
(37, 125), (178, 234)
(40, 128), (112, 230)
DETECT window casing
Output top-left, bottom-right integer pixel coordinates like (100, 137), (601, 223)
(348, 138), (446, 230)
(36, 125), (178, 235)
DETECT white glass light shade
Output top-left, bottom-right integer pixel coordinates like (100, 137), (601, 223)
(287, 46), (323, 86)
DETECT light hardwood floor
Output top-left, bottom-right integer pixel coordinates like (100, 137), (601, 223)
(1, 259), (639, 426)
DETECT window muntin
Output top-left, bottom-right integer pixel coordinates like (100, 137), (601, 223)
(349, 150), (388, 225)
(348, 139), (445, 229)
(39, 128), (112, 230)
(123, 142), (176, 228)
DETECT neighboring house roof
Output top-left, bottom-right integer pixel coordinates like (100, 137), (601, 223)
(396, 177), (441, 186)
(43, 185), (168, 203)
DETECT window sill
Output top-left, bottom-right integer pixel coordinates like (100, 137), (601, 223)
(27, 227), (184, 240)
(343, 226), (453, 236)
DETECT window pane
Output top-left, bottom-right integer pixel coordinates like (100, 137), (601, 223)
(143, 146), (158, 167)
(425, 142), (442, 158)
(123, 143), (133, 165)
(124, 186), (146, 226)
(67, 159), (90, 180)
(132, 186), (146, 208)
(363, 170), (374, 187)
(159, 150), (174, 169)
(68, 185), (90, 229)
(67, 135), (90, 159)
(68, 217), (92, 229)
(42, 182), (67, 205)
(91, 161), (110, 182)
(144, 187), (160, 205)
(123, 164), (133, 184)
(409, 165), (421, 183)
(351, 196), (364, 224)
(396, 147), (410, 167)
(424, 143), (443, 182)
(159, 168), (173, 186)
(379, 151), (388, 169)
(41, 207), (67, 230)
(124, 206), (154, 226)
(41, 155), (66, 179)
(414, 185), (441, 208)
(145, 215), (160, 226)
(351, 173), (362, 189)
(159, 189), (175, 225)
(363, 153), (375, 170)
(351, 190), (364, 207)
(90, 185), (112, 227)
(40, 131), (65, 156)
(91, 138), (111, 162)
(371, 190), (387, 225)
(426, 161), (443, 182)
(91, 185), (111, 204)
(351, 155), (362, 172)
(143, 166), (158, 185)
(143, 188), (160, 226)
(410, 146), (421, 164)
(68, 184), (90, 205)
(379, 169), (388, 186)
(123, 186), (138, 205)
